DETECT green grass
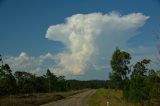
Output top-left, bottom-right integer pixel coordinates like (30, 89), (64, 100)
(0, 89), (87, 106)
(88, 88), (134, 106)
(93, 90), (107, 97)
(88, 88), (160, 106)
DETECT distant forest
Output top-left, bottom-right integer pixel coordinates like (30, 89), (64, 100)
(0, 55), (107, 96)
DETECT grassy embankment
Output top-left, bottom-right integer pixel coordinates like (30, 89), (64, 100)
(0, 89), (87, 106)
(88, 88), (134, 106)
(88, 88), (160, 106)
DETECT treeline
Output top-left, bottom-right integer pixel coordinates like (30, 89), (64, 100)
(109, 48), (160, 104)
(67, 80), (107, 90)
(0, 55), (107, 96)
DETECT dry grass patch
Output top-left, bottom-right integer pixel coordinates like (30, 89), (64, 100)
(0, 89), (87, 106)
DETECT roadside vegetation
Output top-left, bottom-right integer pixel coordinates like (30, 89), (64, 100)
(109, 48), (160, 105)
(88, 48), (160, 106)
(88, 88), (134, 106)
(0, 89), (86, 106)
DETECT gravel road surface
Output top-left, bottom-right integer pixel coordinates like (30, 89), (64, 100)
(41, 90), (95, 106)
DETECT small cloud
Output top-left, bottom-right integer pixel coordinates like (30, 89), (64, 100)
(128, 46), (156, 56)
(19, 52), (29, 60)
(3, 52), (55, 74)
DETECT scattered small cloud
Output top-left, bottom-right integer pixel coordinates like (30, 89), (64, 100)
(127, 46), (156, 56)
(3, 52), (55, 75)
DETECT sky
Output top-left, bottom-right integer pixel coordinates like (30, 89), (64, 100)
(0, 0), (160, 80)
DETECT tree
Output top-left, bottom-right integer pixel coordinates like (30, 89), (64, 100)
(56, 76), (67, 91)
(131, 59), (150, 79)
(14, 71), (43, 93)
(128, 59), (151, 104)
(45, 69), (57, 92)
(148, 69), (160, 82)
(0, 56), (16, 95)
(148, 69), (160, 99)
(110, 48), (131, 89)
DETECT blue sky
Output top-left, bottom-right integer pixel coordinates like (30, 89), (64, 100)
(0, 0), (160, 80)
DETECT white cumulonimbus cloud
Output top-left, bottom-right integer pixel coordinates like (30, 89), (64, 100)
(46, 12), (149, 75)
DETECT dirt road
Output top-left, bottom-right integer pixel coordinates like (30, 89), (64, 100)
(41, 90), (95, 106)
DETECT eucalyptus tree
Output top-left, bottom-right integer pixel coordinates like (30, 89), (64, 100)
(110, 48), (131, 89)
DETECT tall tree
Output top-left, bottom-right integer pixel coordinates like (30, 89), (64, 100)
(110, 48), (131, 89)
